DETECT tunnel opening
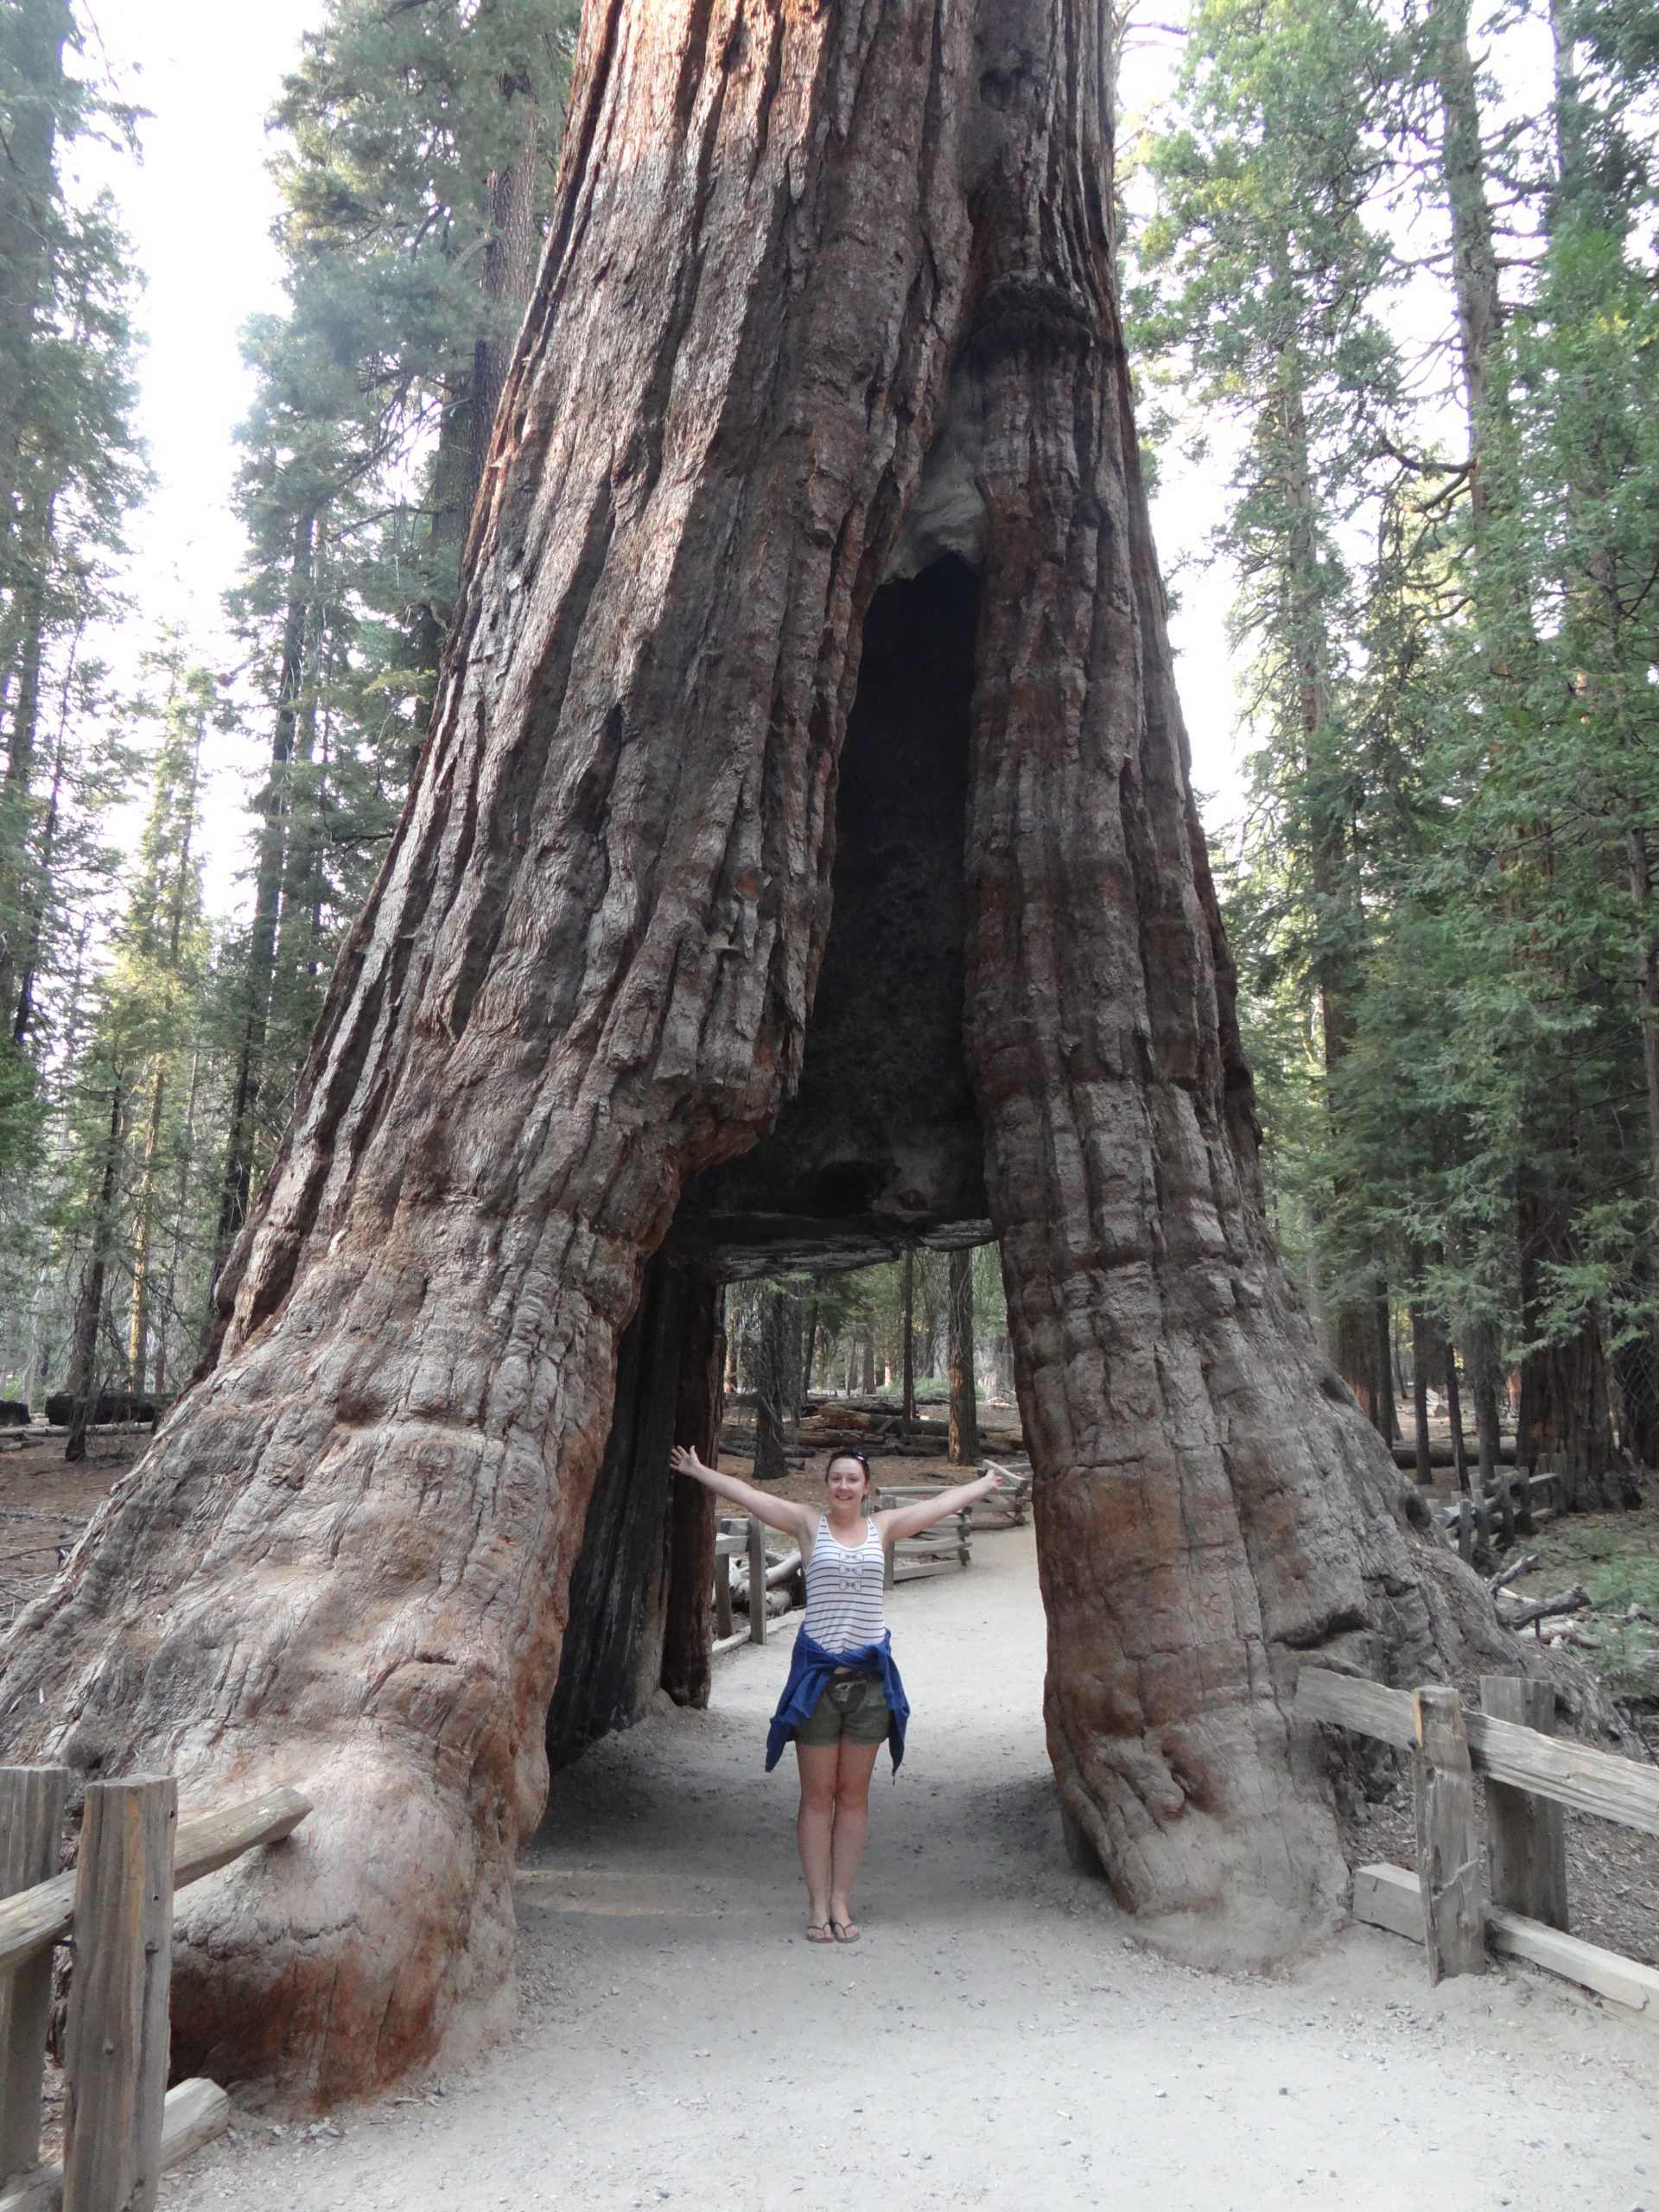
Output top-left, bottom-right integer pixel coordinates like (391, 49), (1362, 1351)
(547, 553), (991, 1769)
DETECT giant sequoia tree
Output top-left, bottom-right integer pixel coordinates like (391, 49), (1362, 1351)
(0, 0), (1513, 2103)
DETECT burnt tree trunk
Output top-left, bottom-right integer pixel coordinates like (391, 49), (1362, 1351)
(660, 1281), (724, 1708)
(546, 1255), (715, 1764)
(0, 0), (1517, 2102)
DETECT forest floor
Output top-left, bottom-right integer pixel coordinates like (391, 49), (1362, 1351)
(162, 1510), (1659, 2212)
(0, 1426), (136, 1634)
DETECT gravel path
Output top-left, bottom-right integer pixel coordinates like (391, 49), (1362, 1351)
(168, 1521), (1659, 2212)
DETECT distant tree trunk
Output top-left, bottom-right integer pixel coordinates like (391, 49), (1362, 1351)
(1470, 1318), (1510, 1546)
(0, 0), (1516, 2101)
(861, 1339), (875, 1395)
(947, 1246), (977, 1465)
(126, 1063), (166, 1389)
(10, 617), (76, 1047)
(1516, 1187), (1612, 1511)
(752, 1288), (792, 1483)
(200, 510), (313, 1358)
(798, 1294), (818, 1408)
(0, 0), (71, 543)
(1410, 1299), (1434, 1486)
(467, 106), (542, 538)
(153, 1047), (201, 1394)
(1375, 1291), (1397, 1444)
(1445, 1336), (1471, 1561)
(0, 560), (48, 1036)
(900, 1247), (916, 1425)
(65, 1076), (124, 1462)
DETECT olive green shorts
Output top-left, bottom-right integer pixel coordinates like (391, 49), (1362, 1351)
(797, 1673), (889, 1747)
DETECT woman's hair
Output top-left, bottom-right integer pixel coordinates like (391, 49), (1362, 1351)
(824, 1448), (872, 1491)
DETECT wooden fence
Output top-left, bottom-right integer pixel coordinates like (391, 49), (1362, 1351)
(712, 1518), (803, 1655)
(0, 1772), (309, 2210)
(1296, 1666), (1659, 2027)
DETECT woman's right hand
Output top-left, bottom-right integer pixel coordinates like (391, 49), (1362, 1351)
(669, 1445), (706, 1479)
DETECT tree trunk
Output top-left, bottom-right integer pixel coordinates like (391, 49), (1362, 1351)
(798, 1294), (818, 1409)
(660, 1281), (723, 1708)
(10, 618), (77, 1048)
(126, 1063), (166, 1390)
(467, 108), (542, 542)
(751, 1287), (792, 1484)
(1410, 1301), (1434, 1486)
(861, 1338), (875, 1395)
(1516, 1183), (1612, 1510)
(0, 561), (48, 1039)
(1445, 1336), (1473, 1562)
(0, 0), (1514, 2102)
(545, 1255), (711, 1764)
(1375, 1290), (1397, 1445)
(200, 510), (314, 1357)
(901, 1246), (916, 1425)
(64, 1076), (124, 1463)
(1429, 0), (1503, 536)
(1470, 1316), (1507, 1535)
(946, 1245), (977, 1465)
(0, 0), (72, 543)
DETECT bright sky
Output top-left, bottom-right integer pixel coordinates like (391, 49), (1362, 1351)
(85, 3), (1246, 921)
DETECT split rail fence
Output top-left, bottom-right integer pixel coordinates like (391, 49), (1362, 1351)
(1296, 1666), (1659, 2027)
(0, 1770), (310, 2211)
(713, 1517), (794, 1655)
(710, 1461), (1038, 1648)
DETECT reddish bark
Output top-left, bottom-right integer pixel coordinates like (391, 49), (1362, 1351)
(0, 0), (1514, 2101)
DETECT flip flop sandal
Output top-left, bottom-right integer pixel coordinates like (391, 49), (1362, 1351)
(830, 1919), (860, 1944)
(805, 1921), (835, 1943)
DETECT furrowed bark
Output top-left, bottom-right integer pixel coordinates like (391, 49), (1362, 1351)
(0, 0), (1516, 2100)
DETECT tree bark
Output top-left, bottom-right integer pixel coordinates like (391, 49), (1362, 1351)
(0, 0), (1516, 2102)
(946, 1245), (977, 1465)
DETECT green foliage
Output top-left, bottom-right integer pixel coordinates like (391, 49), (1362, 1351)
(1134, 0), (1659, 1483)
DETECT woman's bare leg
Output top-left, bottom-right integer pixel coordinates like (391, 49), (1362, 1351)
(796, 1743), (840, 1935)
(829, 1738), (881, 1937)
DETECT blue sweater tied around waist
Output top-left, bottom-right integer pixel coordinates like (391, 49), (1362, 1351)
(766, 1626), (910, 1775)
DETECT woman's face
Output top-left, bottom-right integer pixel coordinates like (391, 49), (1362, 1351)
(825, 1455), (870, 1510)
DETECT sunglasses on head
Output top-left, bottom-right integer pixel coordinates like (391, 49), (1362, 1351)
(827, 1450), (870, 1475)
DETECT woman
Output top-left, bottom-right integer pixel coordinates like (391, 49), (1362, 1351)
(667, 1440), (1006, 1943)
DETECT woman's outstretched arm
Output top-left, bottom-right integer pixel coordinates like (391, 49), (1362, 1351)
(668, 1446), (817, 1546)
(875, 1467), (1006, 1543)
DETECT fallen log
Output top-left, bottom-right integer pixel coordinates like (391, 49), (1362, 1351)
(1488, 1552), (1541, 1597)
(1497, 1586), (1589, 1633)
(1392, 1440), (1517, 1469)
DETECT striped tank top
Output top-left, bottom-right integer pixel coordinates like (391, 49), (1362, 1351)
(802, 1513), (887, 1655)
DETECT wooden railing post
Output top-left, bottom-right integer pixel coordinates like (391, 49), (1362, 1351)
(1411, 1686), (1484, 1984)
(714, 1548), (733, 1639)
(1479, 1675), (1568, 1929)
(0, 1767), (67, 2183)
(747, 1516), (767, 1646)
(62, 1777), (177, 2212)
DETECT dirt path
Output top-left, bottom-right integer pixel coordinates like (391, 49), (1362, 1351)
(168, 1522), (1657, 2212)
